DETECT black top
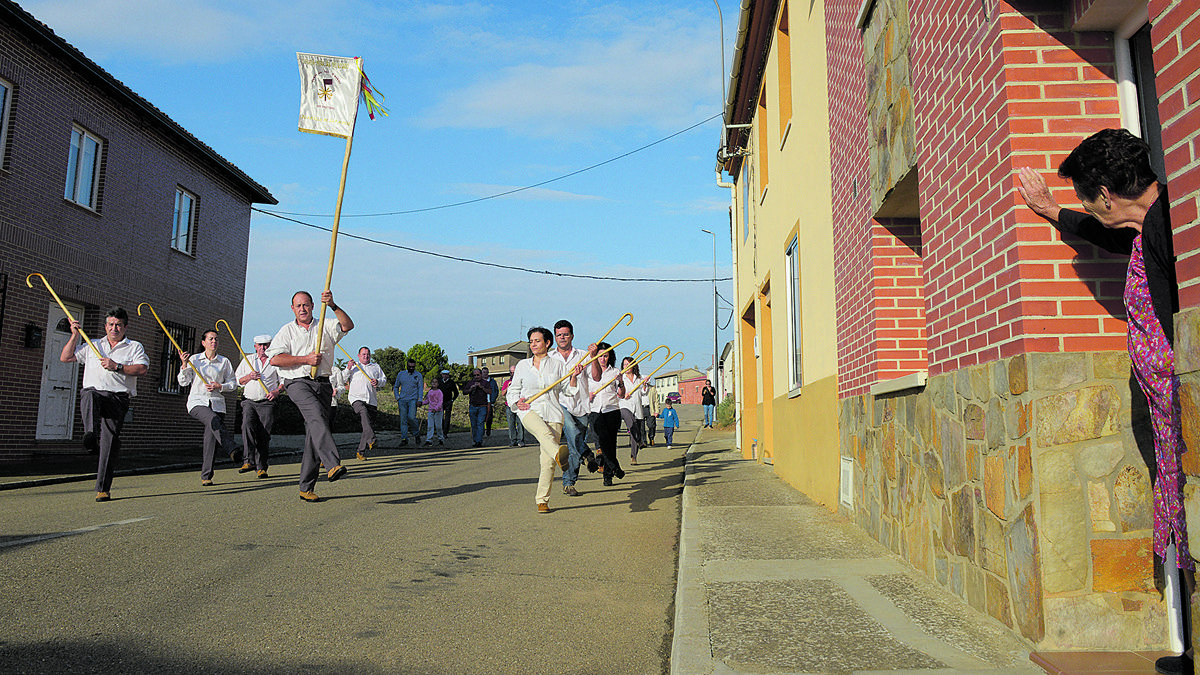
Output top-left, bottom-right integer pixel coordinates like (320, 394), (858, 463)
(1053, 188), (1178, 343)
(701, 386), (716, 406)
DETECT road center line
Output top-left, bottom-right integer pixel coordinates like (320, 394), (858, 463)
(1, 517), (153, 549)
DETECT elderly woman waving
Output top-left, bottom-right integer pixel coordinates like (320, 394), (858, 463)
(1018, 128), (1190, 675)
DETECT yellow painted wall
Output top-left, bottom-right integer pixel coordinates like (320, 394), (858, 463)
(729, 0), (839, 510)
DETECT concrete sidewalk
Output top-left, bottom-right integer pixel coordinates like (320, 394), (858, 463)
(671, 424), (1043, 675)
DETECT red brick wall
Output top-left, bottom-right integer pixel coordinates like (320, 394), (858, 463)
(873, 218), (929, 379)
(679, 377), (707, 405)
(1149, 0), (1200, 306)
(829, 0), (1135, 399)
(0, 18), (255, 458)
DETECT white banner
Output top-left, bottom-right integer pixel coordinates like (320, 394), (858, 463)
(297, 53), (362, 139)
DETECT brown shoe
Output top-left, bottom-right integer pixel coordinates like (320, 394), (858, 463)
(327, 465), (347, 482)
(356, 452), (366, 461)
(238, 463), (254, 473)
(95, 491), (110, 502)
(256, 470), (269, 479)
(201, 479), (214, 486)
(556, 444), (570, 470)
(537, 503), (550, 513)
(563, 485), (580, 497)
(299, 491), (320, 503)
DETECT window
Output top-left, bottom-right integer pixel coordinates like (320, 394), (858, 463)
(172, 188), (197, 254)
(158, 321), (195, 394)
(0, 78), (11, 168)
(65, 126), (102, 208)
(785, 237), (802, 389)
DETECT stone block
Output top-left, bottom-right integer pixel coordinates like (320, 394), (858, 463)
(924, 450), (945, 498)
(1009, 354), (1028, 396)
(1181, 377), (1200, 475)
(1093, 351), (1132, 380)
(984, 453), (1006, 518)
(949, 560), (964, 598)
(1035, 385), (1122, 447)
(966, 564), (986, 613)
(992, 360), (1010, 401)
(957, 368), (973, 401)
(950, 486), (976, 562)
(1080, 439), (1126, 479)
(964, 403), (985, 441)
(978, 509), (1007, 576)
(1089, 481), (1116, 532)
(1038, 450), (1089, 593)
(1006, 504), (1045, 643)
(941, 416), (968, 489)
(1030, 352), (1089, 391)
(1007, 399), (1031, 440)
(1185, 481), (1200, 562)
(987, 397), (1006, 450)
(915, 394), (931, 446)
(882, 423), (897, 481)
(1042, 595), (1146, 650)
(1176, 306), (1200, 373)
(971, 364), (991, 401)
(1114, 465), (1153, 532)
(1091, 537), (1154, 593)
(967, 443), (982, 482)
(935, 553), (948, 586)
(985, 572), (1013, 628)
(1016, 439), (1033, 501)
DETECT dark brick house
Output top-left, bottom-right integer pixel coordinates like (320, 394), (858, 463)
(0, 0), (275, 460)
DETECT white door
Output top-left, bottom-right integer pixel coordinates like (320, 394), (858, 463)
(36, 302), (81, 440)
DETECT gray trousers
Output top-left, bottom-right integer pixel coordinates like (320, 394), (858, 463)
(240, 398), (274, 470)
(189, 405), (234, 481)
(80, 387), (129, 493)
(620, 407), (643, 461)
(351, 400), (376, 454)
(286, 378), (341, 492)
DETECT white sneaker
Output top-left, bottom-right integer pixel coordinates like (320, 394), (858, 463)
(667, 444), (672, 449)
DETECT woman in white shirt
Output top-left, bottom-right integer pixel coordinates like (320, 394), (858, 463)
(178, 330), (238, 486)
(619, 357), (646, 465)
(507, 326), (581, 513)
(588, 342), (627, 486)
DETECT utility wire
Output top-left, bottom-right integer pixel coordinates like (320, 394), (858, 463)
(261, 112), (724, 218)
(253, 208), (733, 283)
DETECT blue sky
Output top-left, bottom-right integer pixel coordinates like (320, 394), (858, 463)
(26, 0), (736, 377)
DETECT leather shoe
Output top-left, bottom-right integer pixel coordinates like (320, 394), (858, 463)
(564, 485), (580, 496)
(299, 491), (320, 503)
(256, 470), (269, 479)
(603, 476), (613, 486)
(95, 491), (110, 502)
(356, 452), (366, 461)
(201, 479), (214, 486)
(585, 452), (598, 473)
(537, 503), (550, 513)
(327, 465), (347, 482)
(556, 444), (570, 470)
(238, 463), (254, 473)
(615, 468), (625, 480)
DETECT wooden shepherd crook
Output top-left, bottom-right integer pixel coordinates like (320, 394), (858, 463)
(523, 335), (640, 405)
(26, 272), (103, 363)
(215, 319), (260, 384)
(138, 302), (209, 386)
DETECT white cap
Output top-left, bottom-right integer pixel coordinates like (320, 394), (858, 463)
(254, 334), (272, 344)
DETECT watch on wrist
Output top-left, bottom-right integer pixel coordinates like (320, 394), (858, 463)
(116, 363), (124, 374)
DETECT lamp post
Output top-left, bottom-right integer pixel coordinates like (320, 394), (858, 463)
(701, 228), (718, 399)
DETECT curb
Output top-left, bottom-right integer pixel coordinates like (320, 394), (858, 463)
(670, 426), (712, 675)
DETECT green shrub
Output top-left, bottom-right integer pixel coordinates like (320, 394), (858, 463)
(715, 394), (735, 428)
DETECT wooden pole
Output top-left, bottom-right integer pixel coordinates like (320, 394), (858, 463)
(26, 273), (103, 362)
(311, 116), (357, 377)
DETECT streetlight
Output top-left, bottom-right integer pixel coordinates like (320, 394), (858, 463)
(700, 228), (718, 399)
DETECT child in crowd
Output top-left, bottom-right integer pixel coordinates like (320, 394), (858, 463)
(421, 376), (445, 446)
(658, 400), (680, 449)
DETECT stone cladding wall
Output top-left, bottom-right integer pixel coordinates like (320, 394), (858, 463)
(840, 351), (1167, 650)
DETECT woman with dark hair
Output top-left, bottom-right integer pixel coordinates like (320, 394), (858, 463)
(507, 326), (579, 513)
(588, 342), (626, 486)
(1019, 128), (1190, 674)
(619, 356), (646, 465)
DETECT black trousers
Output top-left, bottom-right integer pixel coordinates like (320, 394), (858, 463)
(593, 409), (624, 478)
(80, 387), (129, 493)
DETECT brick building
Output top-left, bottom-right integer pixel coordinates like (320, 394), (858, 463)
(0, 0), (275, 460)
(723, 0), (1199, 653)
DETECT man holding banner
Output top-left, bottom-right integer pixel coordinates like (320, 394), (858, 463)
(59, 307), (149, 502)
(236, 334), (282, 478)
(267, 290), (354, 503)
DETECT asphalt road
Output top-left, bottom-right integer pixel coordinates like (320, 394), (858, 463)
(0, 412), (695, 675)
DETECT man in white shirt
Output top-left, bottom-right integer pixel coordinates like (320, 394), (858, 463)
(178, 330), (238, 486)
(551, 319), (597, 497)
(266, 289), (354, 503)
(59, 307), (150, 502)
(236, 334), (283, 478)
(346, 346), (387, 461)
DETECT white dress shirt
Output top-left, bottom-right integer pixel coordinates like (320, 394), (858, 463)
(550, 346), (591, 417)
(506, 356), (578, 426)
(235, 354), (281, 401)
(76, 337), (150, 396)
(178, 353), (237, 413)
(265, 317), (348, 379)
(345, 361), (387, 406)
(589, 365), (622, 414)
(620, 375), (644, 417)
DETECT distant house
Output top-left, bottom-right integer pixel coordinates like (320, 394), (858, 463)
(0, 0), (275, 460)
(678, 373), (709, 405)
(653, 367), (705, 405)
(467, 341), (532, 385)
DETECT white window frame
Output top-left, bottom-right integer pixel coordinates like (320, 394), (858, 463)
(172, 187), (197, 254)
(785, 236), (802, 391)
(64, 125), (102, 209)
